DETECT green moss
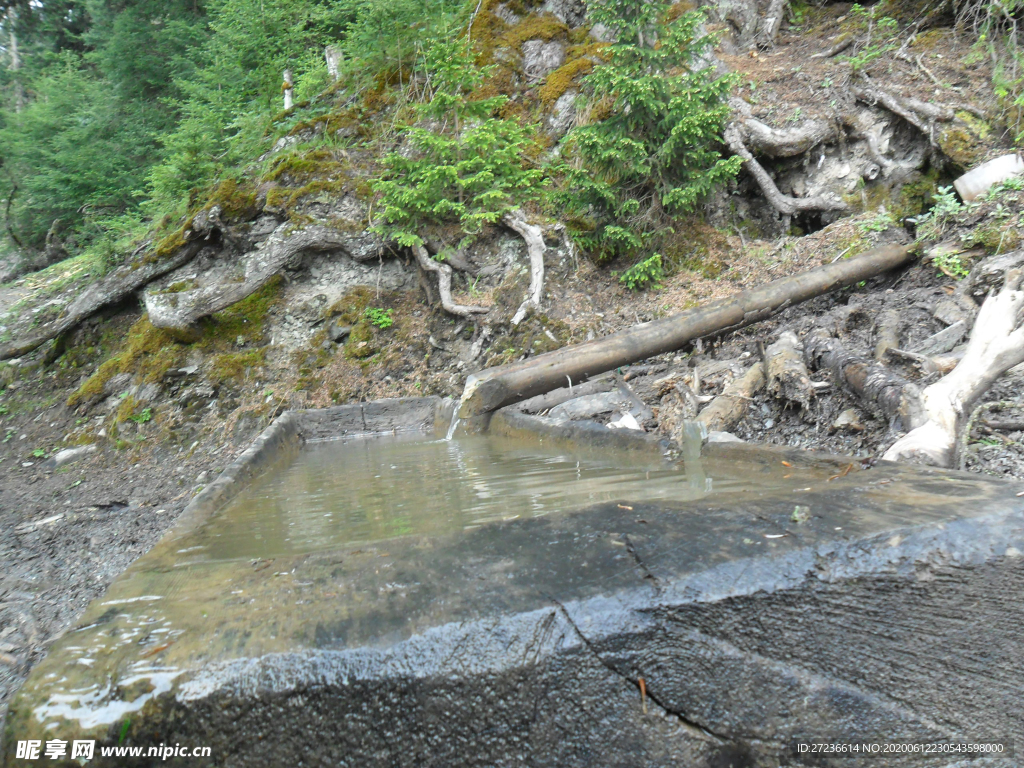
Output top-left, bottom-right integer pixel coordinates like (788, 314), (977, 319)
(207, 178), (261, 221)
(538, 57), (593, 106)
(153, 218), (194, 259)
(938, 125), (987, 170)
(502, 13), (568, 49)
(208, 349), (267, 387)
(68, 317), (184, 407)
(197, 276), (283, 349)
(892, 171), (940, 219)
(264, 148), (341, 184)
(344, 321), (377, 359)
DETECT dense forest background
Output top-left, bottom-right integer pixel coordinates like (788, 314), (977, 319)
(0, 0), (464, 263)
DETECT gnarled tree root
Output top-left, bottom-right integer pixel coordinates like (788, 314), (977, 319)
(503, 210), (546, 326)
(883, 269), (1024, 467)
(146, 223), (374, 335)
(724, 124), (847, 217)
(412, 243), (489, 318)
(851, 83), (954, 149)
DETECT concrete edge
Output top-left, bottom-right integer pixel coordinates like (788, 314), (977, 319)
(165, 411), (303, 542)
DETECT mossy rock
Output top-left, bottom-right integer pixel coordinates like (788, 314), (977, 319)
(938, 125), (988, 171)
(208, 349), (267, 387)
(344, 321), (378, 359)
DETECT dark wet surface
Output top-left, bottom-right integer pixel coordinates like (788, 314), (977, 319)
(8, 433), (1024, 757)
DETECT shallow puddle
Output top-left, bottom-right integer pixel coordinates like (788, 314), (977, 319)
(17, 433), (842, 733)
(191, 433), (820, 561)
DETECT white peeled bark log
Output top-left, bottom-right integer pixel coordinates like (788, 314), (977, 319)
(503, 210), (546, 326)
(884, 269), (1024, 466)
(412, 243), (490, 318)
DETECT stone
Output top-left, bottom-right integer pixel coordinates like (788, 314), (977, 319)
(41, 445), (97, 471)
(547, 90), (578, 138)
(327, 322), (352, 343)
(707, 431), (744, 443)
(521, 39), (565, 82)
(832, 408), (865, 431)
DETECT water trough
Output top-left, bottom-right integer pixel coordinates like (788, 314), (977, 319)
(4, 397), (1022, 767)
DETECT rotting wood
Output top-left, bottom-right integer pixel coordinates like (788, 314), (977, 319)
(458, 243), (915, 419)
(696, 363), (765, 433)
(874, 309), (901, 361)
(766, 331), (814, 409)
(803, 329), (921, 425)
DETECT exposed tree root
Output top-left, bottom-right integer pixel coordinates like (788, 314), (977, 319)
(724, 124), (847, 217)
(146, 223), (374, 335)
(765, 331), (815, 409)
(851, 83), (954, 149)
(696, 363), (765, 432)
(730, 99), (840, 158)
(0, 239), (207, 360)
(503, 210), (546, 326)
(412, 243), (490, 318)
(884, 269), (1024, 467)
(810, 36), (856, 58)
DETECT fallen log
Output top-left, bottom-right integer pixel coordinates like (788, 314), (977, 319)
(695, 362), (765, 433)
(458, 243), (915, 419)
(884, 269), (1024, 467)
(765, 331), (814, 409)
(803, 329), (920, 424)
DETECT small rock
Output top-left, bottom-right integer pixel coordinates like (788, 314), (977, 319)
(607, 412), (644, 431)
(327, 322), (352, 343)
(41, 445), (97, 471)
(833, 408), (866, 432)
(764, 418), (775, 429)
(708, 431), (744, 444)
(196, 471), (210, 484)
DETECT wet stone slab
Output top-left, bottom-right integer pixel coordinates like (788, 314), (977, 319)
(3, 401), (1023, 767)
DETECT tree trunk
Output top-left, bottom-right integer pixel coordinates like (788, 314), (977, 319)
(283, 69), (294, 111)
(458, 244), (915, 419)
